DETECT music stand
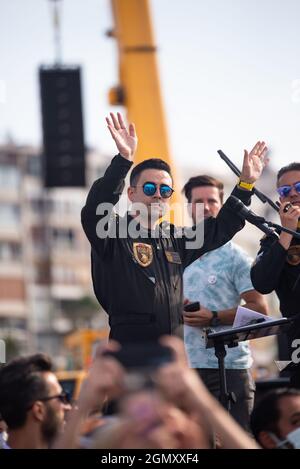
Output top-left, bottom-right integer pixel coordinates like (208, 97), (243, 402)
(205, 317), (293, 410)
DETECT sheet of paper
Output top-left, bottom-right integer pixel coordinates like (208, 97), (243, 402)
(233, 305), (273, 328)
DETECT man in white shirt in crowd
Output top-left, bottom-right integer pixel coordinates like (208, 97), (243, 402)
(183, 174), (268, 431)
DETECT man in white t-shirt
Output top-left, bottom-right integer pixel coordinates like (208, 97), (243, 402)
(183, 175), (268, 431)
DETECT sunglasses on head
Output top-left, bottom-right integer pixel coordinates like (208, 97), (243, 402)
(277, 181), (300, 198)
(134, 181), (174, 199)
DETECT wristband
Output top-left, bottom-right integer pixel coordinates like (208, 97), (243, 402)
(238, 179), (254, 191)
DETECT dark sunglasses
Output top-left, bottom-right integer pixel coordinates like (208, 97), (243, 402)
(134, 181), (174, 199)
(38, 391), (71, 406)
(277, 181), (300, 198)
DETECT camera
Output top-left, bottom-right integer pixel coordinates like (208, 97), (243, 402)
(103, 342), (174, 370)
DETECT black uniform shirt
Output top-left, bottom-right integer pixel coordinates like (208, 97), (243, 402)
(81, 154), (252, 344)
(251, 231), (300, 348)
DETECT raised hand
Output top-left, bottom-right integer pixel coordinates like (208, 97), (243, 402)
(155, 336), (208, 412)
(77, 341), (126, 413)
(106, 112), (137, 161)
(240, 141), (268, 184)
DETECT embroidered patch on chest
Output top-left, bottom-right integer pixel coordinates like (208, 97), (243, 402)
(133, 242), (153, 267)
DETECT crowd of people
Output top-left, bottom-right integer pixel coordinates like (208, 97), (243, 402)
(0, 112), (300, 449)
(1, 338), (300, 449)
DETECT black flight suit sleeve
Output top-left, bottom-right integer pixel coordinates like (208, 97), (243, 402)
(81, 154), (133, 257)
(250, 233), (286, 294)
(178, 185), (253, 269)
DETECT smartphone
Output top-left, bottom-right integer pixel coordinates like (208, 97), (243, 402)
(103, 342), (174, 370)
(184, 301), (200, 312)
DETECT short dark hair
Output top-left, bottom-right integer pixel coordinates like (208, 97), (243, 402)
(0, 354), (53, 429)
(130, 158), (172, 187)
(250, 388), (300, 441)
(277, 162), (300, 186)
(182, 175), (224, 204)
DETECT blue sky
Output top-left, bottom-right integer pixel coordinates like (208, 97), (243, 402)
(1, 0), (300, 174)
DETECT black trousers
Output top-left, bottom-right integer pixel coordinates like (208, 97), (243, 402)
(196, 368), (255, 433)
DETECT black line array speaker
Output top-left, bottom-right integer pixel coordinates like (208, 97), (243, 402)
(39, 66), (86, 187)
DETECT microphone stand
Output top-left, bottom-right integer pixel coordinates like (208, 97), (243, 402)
(229, 196), (300, 239)
(218, 149), (280, 213)
(263, 220), (300, 239)
(235, 210), (300, 239)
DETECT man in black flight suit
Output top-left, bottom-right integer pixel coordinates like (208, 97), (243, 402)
(251, 162), (300, 387)
(81, 112), (268, 346)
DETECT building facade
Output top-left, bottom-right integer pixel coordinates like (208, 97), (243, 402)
(0, 143), (109, 361)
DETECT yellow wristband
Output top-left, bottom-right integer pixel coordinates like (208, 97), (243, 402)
(238, 180), (254, 191)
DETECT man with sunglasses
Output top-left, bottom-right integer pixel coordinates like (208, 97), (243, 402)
(0, 354), (71, 449)
(82, 112), (267, 349)
(251, 162), (300, 387)
(182, 174), (268, 432)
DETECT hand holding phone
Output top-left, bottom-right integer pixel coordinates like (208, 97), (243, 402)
(103, 342), (174, 370)
(183, 301), (200, 312)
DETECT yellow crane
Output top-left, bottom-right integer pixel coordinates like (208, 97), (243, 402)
(55, 328), (108, 401)
(64, 328), (108, 369)
(108, 0), (183, 221)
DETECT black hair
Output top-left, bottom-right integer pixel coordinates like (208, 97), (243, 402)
(0, 353), (53, 429)
(250, 388), (300, 441)
(277, 162), (300, 186)
(129, 158), (172, 187)
(182, 175), (224, 204)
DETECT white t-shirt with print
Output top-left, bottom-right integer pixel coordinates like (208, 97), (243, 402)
(183, 241), (254, 369)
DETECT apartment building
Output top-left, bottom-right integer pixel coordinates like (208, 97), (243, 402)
(0, 143), (109, 358)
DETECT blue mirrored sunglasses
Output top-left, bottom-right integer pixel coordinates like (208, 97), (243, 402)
(135, 182), (174, 199)
(277, 181), (300, 198)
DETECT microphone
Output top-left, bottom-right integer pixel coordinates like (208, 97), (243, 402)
(228, 196), (265, 224)
(228, 196), (274, 235)
(228, 196), (300, 239)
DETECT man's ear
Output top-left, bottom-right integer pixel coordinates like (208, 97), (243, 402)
(31, 401), (46, 423)
(258, 430), (278, 449)
(127, 186), (135, 202)
(187, 202), (193, 218)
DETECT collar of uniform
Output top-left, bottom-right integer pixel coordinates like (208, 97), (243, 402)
(127, 212), (159, 238)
